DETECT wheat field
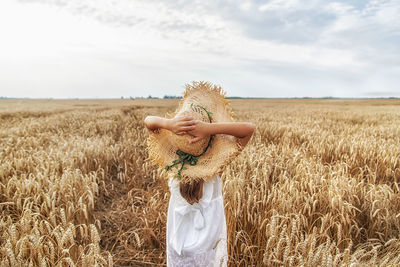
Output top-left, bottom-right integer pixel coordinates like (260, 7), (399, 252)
(1, 98), (399, 266)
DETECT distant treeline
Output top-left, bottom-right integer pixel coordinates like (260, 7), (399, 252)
(132, 95), (182, 99)
(1, 96), (399, 100)
(226, 96), (400, 99)
(163, 95), (182, 99)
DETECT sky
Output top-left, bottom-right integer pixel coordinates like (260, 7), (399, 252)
(0, 0), (399, 98)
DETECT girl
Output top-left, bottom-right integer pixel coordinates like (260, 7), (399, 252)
(144, 81), (254, 266)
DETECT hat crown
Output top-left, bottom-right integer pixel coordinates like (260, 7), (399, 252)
(171, 104), (211, 156)
(147, 81), (241, 183)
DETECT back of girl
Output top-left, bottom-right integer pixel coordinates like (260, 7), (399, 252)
(144, 81), (254, 266)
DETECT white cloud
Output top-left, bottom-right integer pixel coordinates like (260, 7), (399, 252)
(239, 1), (252, 11)
(259, 0), (301, 12)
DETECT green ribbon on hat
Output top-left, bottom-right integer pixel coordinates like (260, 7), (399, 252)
(165, 104), (214, 179)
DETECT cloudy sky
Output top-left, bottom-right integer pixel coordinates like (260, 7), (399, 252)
(1, 0), (399, 98)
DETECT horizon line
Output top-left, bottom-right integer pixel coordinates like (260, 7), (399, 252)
(1, 96), (400, 100)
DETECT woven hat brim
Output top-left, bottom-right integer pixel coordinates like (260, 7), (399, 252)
(148, 130), (242, 182)
(146, 81), (243, 182)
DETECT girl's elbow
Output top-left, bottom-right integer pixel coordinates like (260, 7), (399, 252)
(144, 116), (149, 126)
(144, 116), (153, 130)
(247, 122), (255, 135)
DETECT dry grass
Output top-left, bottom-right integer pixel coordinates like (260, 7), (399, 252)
(0, 98), (399, 266)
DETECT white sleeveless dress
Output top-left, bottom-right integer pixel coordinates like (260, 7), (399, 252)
(166, 174), (228, 267)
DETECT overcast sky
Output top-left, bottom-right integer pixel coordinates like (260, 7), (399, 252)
(1, 0), (399, 98)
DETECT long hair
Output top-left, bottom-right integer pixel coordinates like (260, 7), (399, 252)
(179, 180), (204, 204)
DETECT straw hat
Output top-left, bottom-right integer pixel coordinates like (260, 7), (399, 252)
(147, 81), (243, 183)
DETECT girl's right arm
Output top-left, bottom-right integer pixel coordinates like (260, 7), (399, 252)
(188, 121), (255, 148)
(144, 115), (196, 135)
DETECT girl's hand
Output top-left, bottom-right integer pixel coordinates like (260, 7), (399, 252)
(187, 121), (210, 143)
(168, 116), (196, 135)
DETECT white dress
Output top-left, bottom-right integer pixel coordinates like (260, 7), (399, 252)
(166, 174), (228, 267)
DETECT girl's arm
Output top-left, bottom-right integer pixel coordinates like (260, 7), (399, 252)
(189, 121), (255, 148)
(144, 115), (196, 135)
